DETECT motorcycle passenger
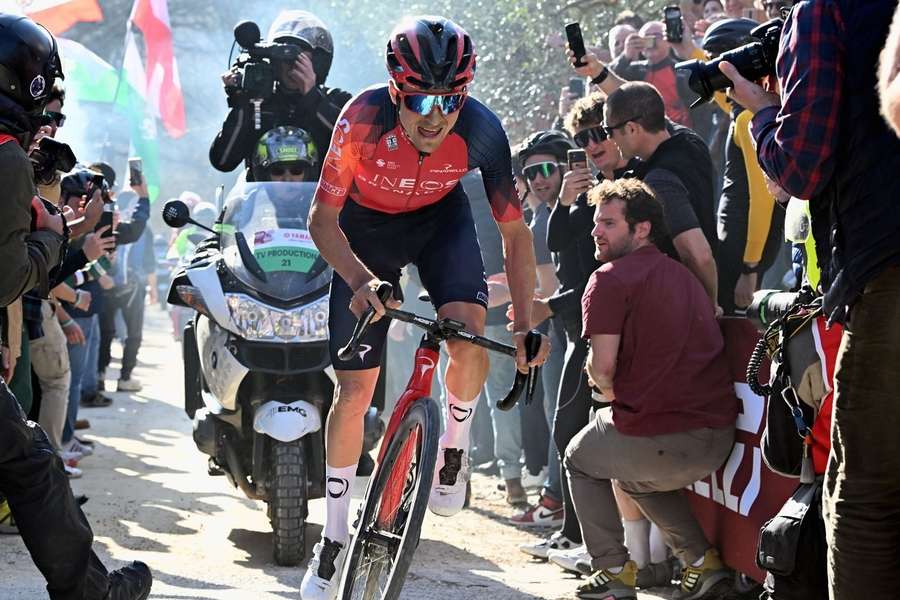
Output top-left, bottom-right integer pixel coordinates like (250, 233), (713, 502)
(209, 10), (351, 178)
(301, 16), (550, 599)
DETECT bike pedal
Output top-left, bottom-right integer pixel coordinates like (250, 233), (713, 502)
(207, 458), (225, 476)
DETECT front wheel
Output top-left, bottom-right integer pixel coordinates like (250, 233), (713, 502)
(339, 397), (440, 600)
(269, 439), (307, 566)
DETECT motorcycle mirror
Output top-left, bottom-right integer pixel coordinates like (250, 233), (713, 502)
(162, 200), (191, 228)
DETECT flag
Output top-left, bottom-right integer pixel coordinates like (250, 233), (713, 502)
(130, 0), (185, 138)
(0, 0), (103, 35)
(57, 38), (119, 103)
(118, 27), (161, 201)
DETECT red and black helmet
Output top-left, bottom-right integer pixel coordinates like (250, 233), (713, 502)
(386, 16), (476, 93)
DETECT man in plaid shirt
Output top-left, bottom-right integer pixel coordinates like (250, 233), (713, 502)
(722, 2), (900, 599)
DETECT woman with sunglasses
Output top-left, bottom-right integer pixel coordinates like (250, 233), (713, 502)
(302, 15), (550, 599)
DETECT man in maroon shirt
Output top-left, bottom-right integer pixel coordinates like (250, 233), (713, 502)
(565, 178), (738, 600)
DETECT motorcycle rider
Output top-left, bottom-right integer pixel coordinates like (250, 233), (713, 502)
(209, 10), (352, 178)
(251, 126), (319, 183)
(0, 13), (152, 599)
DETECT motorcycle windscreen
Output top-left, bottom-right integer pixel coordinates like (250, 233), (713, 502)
(219, 182), (331, 302)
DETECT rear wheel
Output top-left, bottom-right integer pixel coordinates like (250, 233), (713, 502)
(339, 397), (440, 600)
(269, 440), (307, 566)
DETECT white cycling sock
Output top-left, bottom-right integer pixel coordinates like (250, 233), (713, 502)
(649, 522), (669, 564)
(441, 391), (478, 450)
(623, 518), (651, 569)
(323, 463), (356, 544)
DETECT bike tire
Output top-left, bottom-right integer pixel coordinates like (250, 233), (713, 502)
(339, 397), (440, 600)
(270, 440), (307, 566)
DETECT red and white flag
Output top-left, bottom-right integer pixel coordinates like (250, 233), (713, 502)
(130, 0), (185, 138)
(0, 0), (103, 35)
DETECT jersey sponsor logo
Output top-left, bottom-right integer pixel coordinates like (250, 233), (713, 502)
(358, 173), (460, 196)
(326, 477), (350, 499)
(358, 344), (373, 362)
(337, 118), (351, 134)
(319, 180), (346, 197)
(429, 163), (468, 175)
(30, 75), (46, 99)
(450, 404), (473, 423)
(476, 291), (488, 304)
(386, 135), (398, 151)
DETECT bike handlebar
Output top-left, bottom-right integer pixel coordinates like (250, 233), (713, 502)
(337, 282), (542, 411)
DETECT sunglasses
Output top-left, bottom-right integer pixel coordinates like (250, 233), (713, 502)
(45, 110), (66, 128)
(523, 161), (563, 182)
(269, 164), (307, 177)
(602, 115), (642, 137)
(574, 125), (608, 148)
(401, 92), (467, 116)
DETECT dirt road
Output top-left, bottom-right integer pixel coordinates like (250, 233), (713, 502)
(1, 307), (672, 599)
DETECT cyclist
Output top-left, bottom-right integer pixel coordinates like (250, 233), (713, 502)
(301, 16), (549, 599)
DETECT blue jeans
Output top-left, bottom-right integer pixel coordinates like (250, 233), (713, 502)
(62, 315), (97, 444)
(542, 317), (566, 501)
(482, 323), (523, 480)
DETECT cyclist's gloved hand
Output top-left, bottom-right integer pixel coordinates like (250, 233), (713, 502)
(350, 278), (400, 322)
(512, 331), (551, 374)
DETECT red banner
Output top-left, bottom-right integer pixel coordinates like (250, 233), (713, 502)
(686, 318), (798, 583)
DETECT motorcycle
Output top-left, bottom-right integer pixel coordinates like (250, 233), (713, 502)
(163, 181), (335, 566)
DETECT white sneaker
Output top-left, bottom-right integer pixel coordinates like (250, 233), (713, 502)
(117, 377), (142, 392)
(518, 531), (576, 559)
(64, 464), (83, 479)
(428, 446), (469, 517)
(548, 545), (589, 574)
(300, 537), (347, 600)
(521, 466), (548, 490)
(65, 438), (93, 457)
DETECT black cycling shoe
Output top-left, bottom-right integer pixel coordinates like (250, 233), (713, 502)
(356, 453), (376, 477)
(105, 560), (152, 600)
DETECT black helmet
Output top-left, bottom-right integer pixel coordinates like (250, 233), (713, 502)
(702, 18), (759, 56)
(517, 130), (574, 169)
(251, 126), (318, 179)
(267, 10), (334, 86)
(60, 166), (105, 201)
(0, 14), (64, 112)
(386, 16), (476, 92)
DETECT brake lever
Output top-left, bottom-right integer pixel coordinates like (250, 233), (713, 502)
(336, 282), (394, 362)
(496, 330), (542, 411)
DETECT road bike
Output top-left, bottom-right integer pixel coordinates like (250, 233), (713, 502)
(336, 283), (540, 600)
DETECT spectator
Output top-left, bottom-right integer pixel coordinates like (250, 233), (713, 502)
(615, 10), (645, 31)
(608, 24), (637, 61)
(603, 82), (719, 305)
(720, 1), (900, 597)
(609, 22), (696, 128)
(761, 0), (794, 20)
(209, 10), (351, 178)
(724, 0), (751, 18)
(879, 2), (900, 137)
(702, 19), (784, 315)
(704, 0), (726, 20)
(0, 13), (152, 599)
(568, 178), (737, 600)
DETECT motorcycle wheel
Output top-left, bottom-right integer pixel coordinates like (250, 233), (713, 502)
(269, 439), (307, 566)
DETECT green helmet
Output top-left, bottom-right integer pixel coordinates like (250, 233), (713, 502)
(251, 126), (318, 177)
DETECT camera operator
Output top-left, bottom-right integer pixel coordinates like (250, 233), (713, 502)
(720, 2), (900, 598)
(209, 10), (352, 178)
(0, 13), (152, 600)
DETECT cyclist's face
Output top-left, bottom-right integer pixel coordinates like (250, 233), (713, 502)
(397, 94), (462, 154)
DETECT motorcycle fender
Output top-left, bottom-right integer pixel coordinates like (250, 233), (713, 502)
(196, 315), (247, 411)
(253, 400), (322, 443)
(186, 261), (239, 335)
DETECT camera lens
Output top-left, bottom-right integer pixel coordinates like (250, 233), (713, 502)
(676, 40), (770, 105)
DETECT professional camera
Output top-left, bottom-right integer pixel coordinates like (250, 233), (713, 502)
(30, 137), (76, 186)
(675, 18), (784, 106)
(227, 20), (304, 102)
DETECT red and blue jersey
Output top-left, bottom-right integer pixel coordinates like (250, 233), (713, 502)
(315, 84), (522, 223)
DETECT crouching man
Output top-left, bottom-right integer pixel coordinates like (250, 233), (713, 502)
(566, 178), (738, 600)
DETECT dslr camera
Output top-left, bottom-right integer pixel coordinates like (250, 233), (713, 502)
(30, 137), (77, 186)
(226, 20), (304, 103)
(675, 18), (784, 106)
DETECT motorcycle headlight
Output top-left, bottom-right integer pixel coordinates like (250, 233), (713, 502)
(225, 294), (328, 342)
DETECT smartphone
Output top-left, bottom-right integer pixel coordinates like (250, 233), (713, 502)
(565, 22), (587, 68)
(567, 148), (588, 171)
(640, 35), (658, 49)
(97, 209), (114, 239)
(128, 156), (143, 186)
(664, 5), (684, 43)
(568, 77), (585, 98)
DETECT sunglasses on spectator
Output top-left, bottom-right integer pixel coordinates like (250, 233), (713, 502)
(523, 161), (563, 181)
(269, 163), (307, 177)
(602, 115), (642, 137)
(401, 91), (467, 116)
(574, 125), (608, 148)
(45, 110), (65, 127)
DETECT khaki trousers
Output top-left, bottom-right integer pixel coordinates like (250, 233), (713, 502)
(32, 300), (71, 451)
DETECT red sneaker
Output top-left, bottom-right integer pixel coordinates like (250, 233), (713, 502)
(509, 494), (564, 528)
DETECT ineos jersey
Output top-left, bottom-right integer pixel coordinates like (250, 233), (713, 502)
(315, 85), (522, 222)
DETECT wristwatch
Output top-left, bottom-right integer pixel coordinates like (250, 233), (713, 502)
(741, 263), (762, 274)
(591, 66), (610, 86)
